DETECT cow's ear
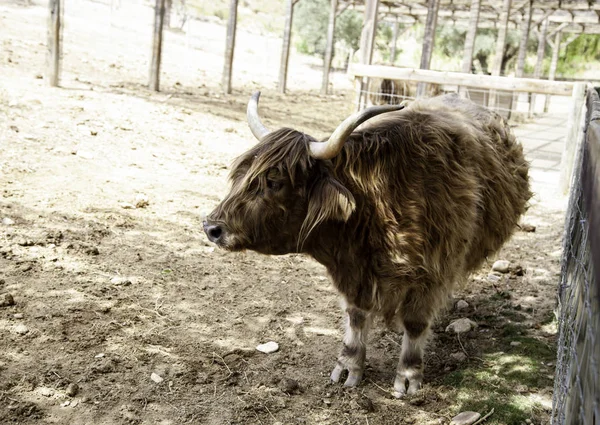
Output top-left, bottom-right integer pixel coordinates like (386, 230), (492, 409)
(299, 177), (355, 244)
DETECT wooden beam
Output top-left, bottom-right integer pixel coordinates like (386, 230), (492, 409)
(461, 0), (481, 74)
(417, 0), (440, 97)
(222, 0), (238, 94)
(544, 29), (562, 112)
(149, 0), (166, 92)
(47, 0), (62, 87)
(348, 63), (574, 96)
(489, 0), (512, 108)
(278, 0), (294, 94)
(321, 0), (338, 95)
(515, 0), (532, 78)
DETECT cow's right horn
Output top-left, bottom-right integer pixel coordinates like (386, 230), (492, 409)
(247, 91), (271, 141)
(309, 104), (404, 160)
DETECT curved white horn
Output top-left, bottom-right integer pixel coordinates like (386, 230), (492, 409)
(247, 91), (271, 141)
(309, 104), (404, 160)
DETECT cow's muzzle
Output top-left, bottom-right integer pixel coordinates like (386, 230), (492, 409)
(203, 221), (225, 245)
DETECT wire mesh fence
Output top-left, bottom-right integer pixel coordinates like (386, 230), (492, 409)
(552, 87), (600, 425)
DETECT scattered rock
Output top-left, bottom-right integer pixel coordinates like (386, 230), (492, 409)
(60, 400), (71, 408)
(135, 194), (149, 208)
(84, 246), (99, 256)
(120, 202), (135, 209)
(355, 394), (375, 412)
(451, 411), (481, 425)
(2, 217), (15, 225)
(487, 273), (502, 283)
(14, 324), (29, 335)
(510, 341), (522, 347)
(19, 263), (33, 272)
(278, 378), (300, 394)
(150, 373), (164, 383)
(76, 150), (94, 160)
(90, 130), (98, 136)
(35, 74), (43, 79)
(455, 300), (469, 310)
(510, 265), (525, 276)
(408, 396), (425, 406)
(39, 387), (54, 397)
(110, 276), (131, 286)
(446, 318), (477, 334)
(256, 341), (279, 354)
(450, 351), (467, 362)
(66, 383), (79, 397)
(13, 313), (24, 319)
(94, 353), (105, 358)
(1, 293), (15, 307)
(521, 224), (536, 232)
(492, 260), (510, 273)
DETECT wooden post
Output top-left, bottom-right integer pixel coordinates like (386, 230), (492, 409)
(390, 21), (399, 65)
(47, 0), (62, 87)
(222, 0), (238, 94)
(512, 0), (532, 116)
(356, 0), (379, 110)
(530, 18), (548, 116)
(149, 0), (166, 91)
(515, 0), (532, 78)
(279, 0), (294, 94)
(461, 0), (480, 74)
(544, 30), (562, 112)
(417, 0), (440, 97)
(560, 82), (586, 193)
(321, 0), (337, 95)
(488, 0), (512, 108)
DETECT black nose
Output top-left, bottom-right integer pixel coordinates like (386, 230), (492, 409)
(204, 224), (224, 244)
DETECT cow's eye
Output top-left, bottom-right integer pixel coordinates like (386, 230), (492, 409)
(266, 179), (283, 191)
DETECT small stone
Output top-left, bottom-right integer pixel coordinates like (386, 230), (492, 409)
(521, 224), (536, 232)
(450, 352), (467, 362)
(256, 341), (279, 354)
(451, 411), (481, 425)
(76, 150), (94, 160)
(151, 373), (164, 383)
(13, 313), (24, 319)
(487, 273), (502, 283)
(90, 130), (98, 136)
(0, 293), (15, 307)
(511, 265), (525, 276)
(110, 276), (131, 286)
(35, 74), (43, 79)
(323, 398), (332, 406)
(135, 194), (149, 208)
(525, 419), (532, 424)
(39, 387), (54, 397)
(446, 318), (477, 334)
(278, 378), (300, 394)
(94, 353), (105, 358)
(455, 300), (469, 310)
(2, 217), (15, 225)
(14, 324), (29, 335)
(66, 383), (79, 397)
(356, 394), (375, 412)
(510, 341), (522, 347)
(61, 400), (71, 407)
(19, 263), (33, 272)
(492, 260), (510, 273)
(120, 202), (135, 209)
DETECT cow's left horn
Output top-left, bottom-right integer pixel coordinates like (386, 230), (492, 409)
(309, 104), (405, 160)
(247, 91), (271, 141)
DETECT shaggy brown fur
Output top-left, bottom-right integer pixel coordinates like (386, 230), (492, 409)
(204, 93), (531, 396)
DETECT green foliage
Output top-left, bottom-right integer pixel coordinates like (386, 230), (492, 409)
(557, 34), (600, 77)
(293, 0), (362, 57)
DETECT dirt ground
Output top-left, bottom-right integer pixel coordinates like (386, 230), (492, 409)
(1, 1), (566, 424)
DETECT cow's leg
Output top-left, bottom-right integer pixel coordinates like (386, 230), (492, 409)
(393, 291), (435, 398)
(330, 304), (371, 387)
